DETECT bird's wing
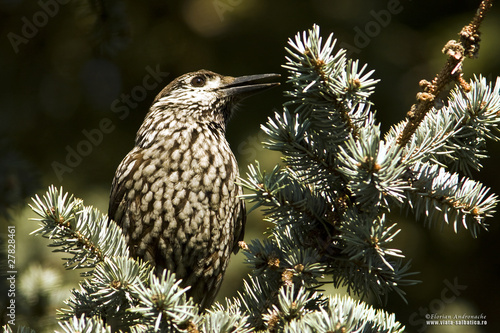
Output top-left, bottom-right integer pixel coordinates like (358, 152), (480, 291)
(232, 195), (246, 254)
(108, 148), (144, 233)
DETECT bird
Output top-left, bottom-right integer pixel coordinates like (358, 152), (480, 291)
(108, 69), (280, 310)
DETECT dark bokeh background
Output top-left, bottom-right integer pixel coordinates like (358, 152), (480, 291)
(1, 0), (499, 332)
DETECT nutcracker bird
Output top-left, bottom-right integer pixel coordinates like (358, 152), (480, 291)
(109, 69), (280, 310)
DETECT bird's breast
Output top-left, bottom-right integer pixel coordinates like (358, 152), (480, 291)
(130, 125), (239, 238)
(118, 124), (241, 275)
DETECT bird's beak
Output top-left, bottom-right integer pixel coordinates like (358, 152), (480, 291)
(220, 73), (281, 99)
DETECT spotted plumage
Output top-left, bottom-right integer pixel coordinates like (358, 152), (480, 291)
(109, 69), (279, 310)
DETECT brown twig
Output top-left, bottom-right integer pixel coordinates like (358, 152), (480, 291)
(396, 0), (494, 147)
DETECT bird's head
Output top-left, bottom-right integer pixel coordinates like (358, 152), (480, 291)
(150, 69), (280, 128)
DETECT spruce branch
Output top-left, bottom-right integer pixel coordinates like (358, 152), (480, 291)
(338, 124), (410, 210)
(243, 237), (326, 289)
(386, 75), (500, 176)
(261, 108), (352, 193)
(338, 213), (403, 273)
(298, 295), (405, 333)
(28, 187), (202, 331)
(439, 76), (500, 174)
(238, 276), (280, 330)
(89, 256), (152, 325)
(129, 270), (198, 331)
(331, 255), (416, 305)
(237, 276), (328, 331)
(56, 315), (111, 333)
(58, 256), (154, 328)
(331, 212), (418, 303)
(29, 186), (129, 274)
(396, 0), (494, 147)
(407, 162), (496, 237)
(2, 326), (36, 333)
(243, 3), (498, 322)
(386, 107), (459, 168)
(245, 25), (416, 307)
(283, 24), (379, 140)
(241, 163), (331, 229)
(202, 300), (252, 333)
(262, 285), (320, 329)
(58, 279), (101, 321)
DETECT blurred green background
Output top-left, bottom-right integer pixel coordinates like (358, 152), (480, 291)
(1, 0), (499, 332)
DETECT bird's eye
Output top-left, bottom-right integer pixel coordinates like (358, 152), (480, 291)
(190, 75), (206, 87)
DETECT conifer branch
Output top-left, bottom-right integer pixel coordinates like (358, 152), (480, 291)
(396, 0), (494, 147)
(240, 163), (331, 228)
(299, 295), (405, 332)
(243, 8), (498, 324)
(57, 315), (111, 333)
(438, 76), (500, 174)
(406, 162), (496, 237)
(29, 186), (129, 273)
(283, 25), (379, 140)
(2, 326), (36, 333)
(129, 270), (198, 331)
(261, 109), (344, 191)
